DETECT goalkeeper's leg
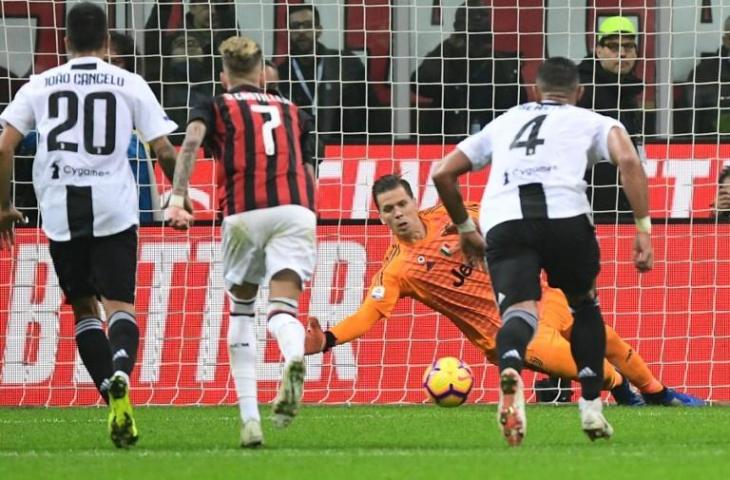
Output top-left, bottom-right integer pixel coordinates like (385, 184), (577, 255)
(605, 325), (706, 406)
(538, 287), (643, 405)
(526, 324), (623, 390)
(227, 285), (264, 448)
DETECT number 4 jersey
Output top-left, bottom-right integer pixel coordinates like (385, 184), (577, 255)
(456, 101), (625, 234)
(189, 83), (317, 217)
(0, 57), (177, 241)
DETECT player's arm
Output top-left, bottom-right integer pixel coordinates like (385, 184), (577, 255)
(148, 135), (177, 184)
(432, 150), (486, 265)
(0, 124), (26, 248)
(306, 259), (402, 354)
(165, 120), (207, 230)
(606, 126), (653, 272)
(305, 304), (384, 354)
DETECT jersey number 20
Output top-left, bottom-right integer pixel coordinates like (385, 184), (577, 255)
(47, 91), (116, 155)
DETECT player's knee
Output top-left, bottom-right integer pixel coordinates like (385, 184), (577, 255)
(269, 268), (302, 296)
(228, 283), (259, 302)
(564, 290), (597, 311)
(71, 297), (100, 321)
(271, 268), (302, 284)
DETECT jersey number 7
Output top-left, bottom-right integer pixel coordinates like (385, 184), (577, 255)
(251, 105), (282, 156)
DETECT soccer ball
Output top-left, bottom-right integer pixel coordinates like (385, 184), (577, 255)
(422, 357), (474, 407)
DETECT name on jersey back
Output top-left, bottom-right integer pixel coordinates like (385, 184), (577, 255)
(45, 72), (125, 88)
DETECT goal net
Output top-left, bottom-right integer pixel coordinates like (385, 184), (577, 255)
(0, 0), (728, 406)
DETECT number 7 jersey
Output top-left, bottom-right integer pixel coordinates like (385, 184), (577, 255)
(456, 101), (625, 234)
(0, 56), (177, 241)
(189, 83), (317, 216)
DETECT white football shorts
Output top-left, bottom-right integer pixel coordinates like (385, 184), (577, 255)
(221, 204), (317, 289)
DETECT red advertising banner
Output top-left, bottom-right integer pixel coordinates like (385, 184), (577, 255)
(1, 224), (728, 406)
(158, 143), (730, 222)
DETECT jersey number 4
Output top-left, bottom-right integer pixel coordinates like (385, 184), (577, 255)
(47, 91), (116, 155)
(509, 115), (547, 156)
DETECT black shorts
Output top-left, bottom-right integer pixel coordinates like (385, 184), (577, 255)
(49, 226), (138, 305)
(485, 215), (600, 313)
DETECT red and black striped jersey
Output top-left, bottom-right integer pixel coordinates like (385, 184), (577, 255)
(189, 84), (316, 216)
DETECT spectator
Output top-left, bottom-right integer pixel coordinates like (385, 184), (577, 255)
(144, 0), (237, 100)
(713, 166), (730, 220)
(411, 0), (525, 143)
(277, 3), (371, 140)
(578, 16), (643, 217)
(109, 32), (161, 225)
(686, 16), (730, 136)
(263, 59), (280, 91)
(161, 32), (215, 144)
(0, 67), (35, 224)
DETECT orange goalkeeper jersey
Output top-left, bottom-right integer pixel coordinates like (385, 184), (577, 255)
(330, 203), (502, 354)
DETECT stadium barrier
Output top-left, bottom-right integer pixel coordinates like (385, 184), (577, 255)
(155, 143), (730, 221)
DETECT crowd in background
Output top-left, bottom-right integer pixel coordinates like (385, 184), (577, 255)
(1, 0), (729, 224)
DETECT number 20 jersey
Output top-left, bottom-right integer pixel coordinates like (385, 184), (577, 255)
(456, 101), (625, 234)
(0, 56), (177, 241)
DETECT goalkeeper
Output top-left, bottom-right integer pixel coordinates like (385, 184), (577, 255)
(305, 175), (704, 406)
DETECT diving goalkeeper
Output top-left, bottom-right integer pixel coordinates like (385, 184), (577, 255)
(305, 175), (704, 406)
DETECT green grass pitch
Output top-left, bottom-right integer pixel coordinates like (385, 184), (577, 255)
(1, 405), (729, 480)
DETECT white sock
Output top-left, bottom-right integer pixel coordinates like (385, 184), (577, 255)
(267, 297), (304, 364)
(227, 295), (260, 423)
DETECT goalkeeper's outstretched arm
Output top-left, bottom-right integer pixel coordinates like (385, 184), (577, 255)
(305, 304), (384, 354)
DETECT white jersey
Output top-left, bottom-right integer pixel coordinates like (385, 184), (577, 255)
(0, 57), (177, 241)
(457, 101), (625, 234)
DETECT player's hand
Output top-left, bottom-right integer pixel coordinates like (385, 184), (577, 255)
(0, 207), (24, 250)
(633, 232), (653, 272)
(165, 205), (194, 230)
(459, 230), (487, 267)
(305, 316), (326, 355)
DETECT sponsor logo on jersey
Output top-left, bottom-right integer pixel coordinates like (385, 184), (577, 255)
(51, 161), (60, 179)
(51, 162), (111, 178)
(451, 263), (473, 287)
(510, 164), (557, 179)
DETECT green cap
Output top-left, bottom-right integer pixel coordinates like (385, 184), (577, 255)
(597, 16), (637, 41)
